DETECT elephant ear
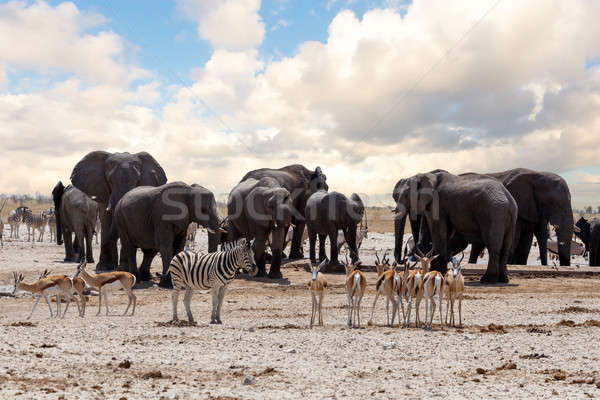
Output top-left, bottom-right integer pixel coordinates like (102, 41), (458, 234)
(504, 173), (538, 221)
(70, 151), (111, 204)
(136, 152), (167, 187)
(416, 173), (437, 213)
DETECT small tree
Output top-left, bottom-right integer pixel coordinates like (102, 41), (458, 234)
(585, 205), (593, 214)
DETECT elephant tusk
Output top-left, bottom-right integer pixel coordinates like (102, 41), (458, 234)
(207, 228), (216, 234)
(290, 223), (296, 228)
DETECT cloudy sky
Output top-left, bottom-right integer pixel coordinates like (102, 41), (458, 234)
(1, 0), (599, 207)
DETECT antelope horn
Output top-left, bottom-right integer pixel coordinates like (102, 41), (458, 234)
(458, 251), (465, 265)
(374, 250), (381, 265)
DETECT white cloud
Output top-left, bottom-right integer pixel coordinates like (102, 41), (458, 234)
(176, 0), (265, 50)
(0, 1), (136, 85)
(2, 0), (600, 210)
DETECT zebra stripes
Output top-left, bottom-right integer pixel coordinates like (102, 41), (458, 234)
(168, 239), (256, 324)
(23, 209), (47, 242)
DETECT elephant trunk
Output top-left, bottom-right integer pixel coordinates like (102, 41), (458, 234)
(55, 209), (63, 245)
(106, 186), (130, 214)
(556, 215), (574, 266)
(52, 184), (64, 245)
(394, 210), (407, 262)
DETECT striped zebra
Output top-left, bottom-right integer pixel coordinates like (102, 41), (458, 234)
(168, 238), (257, 324)
(46, 209), (57, 242)
(23, 209), (47, 242)
(0, 199), (6, 247)
(8, 206), (30, 239)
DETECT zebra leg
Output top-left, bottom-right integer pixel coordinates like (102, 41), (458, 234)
(215, 286), (226, 324)
(183, 288), (194, 323)
(210, 286), (220, 324)
(171, 290), (179, 321)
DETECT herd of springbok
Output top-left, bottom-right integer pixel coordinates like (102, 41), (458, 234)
(310, 250), (465, 330)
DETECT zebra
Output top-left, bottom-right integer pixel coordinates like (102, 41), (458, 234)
(0, 199), (6, 247)
(23, 209), (47, 242)
(168, 238), (257, 324)
(8, 206), (30, 239)
(45, 209), (56, 242)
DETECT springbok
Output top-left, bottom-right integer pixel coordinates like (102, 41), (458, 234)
(13, 272), (73, 319)
(39, 269), (87, 317)
(444, 253), (465, 327)
(345, 257), (367, 328)
(75, 261), (136, 316)
(308, 259), (328, 328)
(368, 250), (404, 327)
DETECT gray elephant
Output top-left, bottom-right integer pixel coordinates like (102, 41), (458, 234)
(305, 191), (364, 270)
(393, 171), (517, 283)
(240, 165), (328, 260)
(575, 217), (600, 266)
(52, 181), (98, 263)
(467, 169), (573, 266)
(70, 151), (168, 271)
(227, 177), (294, 278)
(111, 182), (222, 287)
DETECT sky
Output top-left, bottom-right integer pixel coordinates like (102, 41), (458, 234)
(1, 0), (599, 208)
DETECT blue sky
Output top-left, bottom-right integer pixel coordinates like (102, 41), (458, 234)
(0, 0), (599, 206)
(38, 0), (411, 86)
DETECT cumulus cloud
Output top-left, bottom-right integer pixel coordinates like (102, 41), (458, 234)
(176, 0), (265, 50)
(2, 0), (600, 209)
(0, 1), (133, 85)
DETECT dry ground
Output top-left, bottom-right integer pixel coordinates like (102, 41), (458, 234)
(1, 230), (600, 399)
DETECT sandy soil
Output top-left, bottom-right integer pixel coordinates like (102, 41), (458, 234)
(1, 229), (600, 399)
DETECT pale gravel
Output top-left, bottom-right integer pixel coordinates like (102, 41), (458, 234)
(0, 229), (599, 399)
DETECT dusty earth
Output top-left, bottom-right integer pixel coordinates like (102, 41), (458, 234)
(0, 228), (600, 399)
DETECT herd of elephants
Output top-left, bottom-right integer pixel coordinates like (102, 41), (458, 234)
(44, 150), (600, 288)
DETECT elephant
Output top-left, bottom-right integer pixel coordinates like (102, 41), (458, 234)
(111, 182), (222, 287)
(227, 177), (294, 278)
(393, 170), (517, 283)
(52, 181), (98, 263)
(240, 165), (328, 260)
(575, 217), (600, 266)
(465, 169), (573, 266)
(70, 151), (168, 272)
(305, 191), (365, 270)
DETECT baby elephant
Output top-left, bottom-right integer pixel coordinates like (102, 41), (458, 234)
(305, 191), (365, 270)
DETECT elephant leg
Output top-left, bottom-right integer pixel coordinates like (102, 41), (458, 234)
(253, 232), (268, 278)
(328, 228), (343, 268)
(288, 220), (305, 260)
(85, 227), (95, 263)
(308, 228), (317, 264)
(63, 231), (75, 262)
(268, 228), (284, 279)
(511, 222), (533, 265)
(469, 242), (485, 264)
(480, 229), (504, 283)
(427, 215), (449, 274)
(156, 229), (177, 288)
(120, 239), (138, 276)
(139, 249), (158, 281)
(97, 207), (118, 271)
(498, 224), (514, 283)
(119, 246), (128, 268)
(590, 239), (599, 267)
(534, 222), (549, 266)
(344, 226), (359, 263)
(318, 234), (327, 262)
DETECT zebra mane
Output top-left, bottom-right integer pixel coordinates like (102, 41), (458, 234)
(220, 239), (247, 251)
